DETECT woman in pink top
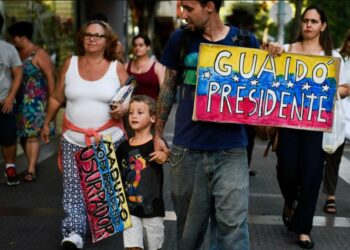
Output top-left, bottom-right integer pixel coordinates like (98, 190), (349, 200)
(125, 35), (165, 101)
(41, 20), (128, 249)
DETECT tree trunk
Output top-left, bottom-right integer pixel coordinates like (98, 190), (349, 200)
(291, 0), (303, 41)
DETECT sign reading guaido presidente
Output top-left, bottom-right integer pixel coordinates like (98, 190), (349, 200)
(193, 44), (340, 131)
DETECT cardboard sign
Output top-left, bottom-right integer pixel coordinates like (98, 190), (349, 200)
(193, 44), (340, 131)
(75, 135), (131, 243)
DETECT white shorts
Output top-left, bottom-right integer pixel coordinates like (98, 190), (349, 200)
(123, 215), (164, 250)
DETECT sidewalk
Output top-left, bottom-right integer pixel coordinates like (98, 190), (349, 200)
(0, 109), (64, 179)
(2, 138), (350, 250)
(248, 140), (350, 250)
(0, 135), (60, 183)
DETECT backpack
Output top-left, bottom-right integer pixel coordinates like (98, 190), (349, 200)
(231, 28), (252, 48)
(177, 27), (253, 83)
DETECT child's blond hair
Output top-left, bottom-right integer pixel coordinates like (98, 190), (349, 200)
(129, 95), (157, 117)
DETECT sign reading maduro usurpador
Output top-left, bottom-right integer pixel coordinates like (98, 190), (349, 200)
(193, 44), (340, 131)
(75, 135), (131, 243)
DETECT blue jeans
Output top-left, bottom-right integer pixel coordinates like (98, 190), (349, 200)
(169, 145), (249, 250)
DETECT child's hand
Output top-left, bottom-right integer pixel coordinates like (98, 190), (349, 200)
(149, 150), (169, 164)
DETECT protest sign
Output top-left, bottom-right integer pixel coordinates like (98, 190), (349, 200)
(193, 44), (340, 131)
(75, 135), (131, 243)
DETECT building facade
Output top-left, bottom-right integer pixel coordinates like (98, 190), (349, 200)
(0, 0), (179, 66)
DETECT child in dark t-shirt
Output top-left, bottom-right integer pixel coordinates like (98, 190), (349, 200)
(117, 95), (169, 250)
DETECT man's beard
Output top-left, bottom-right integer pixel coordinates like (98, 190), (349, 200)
(184, 24), (203, 36)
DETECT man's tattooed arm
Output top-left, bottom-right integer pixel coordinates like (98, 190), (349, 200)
(155, 67), (178, 136)
(154, 67), (178, 151)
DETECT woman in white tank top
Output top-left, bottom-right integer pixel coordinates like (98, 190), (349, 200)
(40, 20), (129, 249)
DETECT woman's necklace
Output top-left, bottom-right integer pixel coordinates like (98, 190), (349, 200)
(134, 58), (150, 71)
(86, 57), (104, 66)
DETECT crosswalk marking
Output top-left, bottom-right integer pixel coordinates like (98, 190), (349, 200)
(164, 211), (177, 221)
(248, 215), (350, 228)
(249, 193), (282, 198)
(164, 211), (350, 228)
(340, 156), (350, 184)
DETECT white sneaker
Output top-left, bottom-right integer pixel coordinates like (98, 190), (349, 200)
(61, 232), (83, 249)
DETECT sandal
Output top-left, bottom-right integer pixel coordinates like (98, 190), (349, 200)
(24, 172), (36, 182)
(323, 199), (336, 214)
(249, 170), (256, 176)
(282, 204), (294, 230)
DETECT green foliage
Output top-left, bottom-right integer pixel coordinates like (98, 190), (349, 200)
(225, 2), (270, 43)
(225, 0), (350, 47)
(267, 19), (294, 43)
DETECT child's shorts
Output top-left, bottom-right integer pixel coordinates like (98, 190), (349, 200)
(0, 109), (17, 146)
(123, 215), (164, 250)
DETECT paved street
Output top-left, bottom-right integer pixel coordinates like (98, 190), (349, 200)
(1, 105), (350, 250)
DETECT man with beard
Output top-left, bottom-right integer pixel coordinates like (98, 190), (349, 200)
(153, 1), (260, 249)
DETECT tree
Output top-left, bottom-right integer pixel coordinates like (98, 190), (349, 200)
(287, 0), (304, 43)
(225, 2), (270, 43)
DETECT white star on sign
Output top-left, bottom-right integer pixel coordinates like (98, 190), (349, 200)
(203, 70), (211, 79)
(250, 79), (259, 86)
(232, 74), (239, 82)
(286, 81), (294, 88)
(302, 82), (311, 90)
(322, 84), (330, 92)
(272, 81), (280, 88)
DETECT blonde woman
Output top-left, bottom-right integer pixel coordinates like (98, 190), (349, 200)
(41, 20), (129, 249)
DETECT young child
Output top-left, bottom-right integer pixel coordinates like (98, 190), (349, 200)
(117, 95), (168, 250)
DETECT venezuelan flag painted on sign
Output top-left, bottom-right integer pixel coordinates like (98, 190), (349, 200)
(193, 43), (340, 131)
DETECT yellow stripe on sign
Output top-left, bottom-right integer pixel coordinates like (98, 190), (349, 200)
(198, 44), (340, 80)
